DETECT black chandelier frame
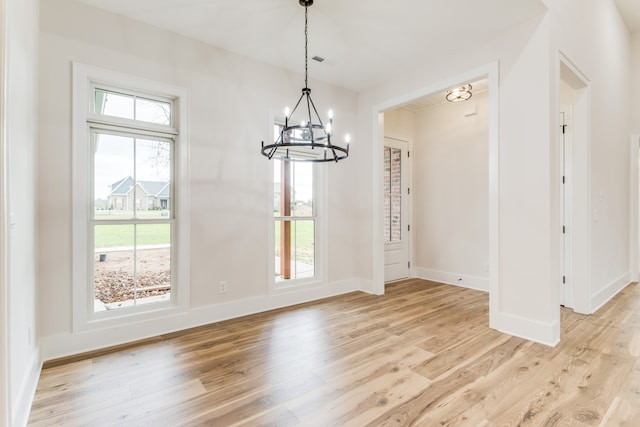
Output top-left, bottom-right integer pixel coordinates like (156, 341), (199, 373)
(261, 0), (350, 163)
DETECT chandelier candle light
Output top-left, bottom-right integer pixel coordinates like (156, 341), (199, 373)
(261, 0), (350, 162)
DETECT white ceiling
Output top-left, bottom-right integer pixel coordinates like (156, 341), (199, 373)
(401, 78), (489, 112)
(75, 0), (547, 92)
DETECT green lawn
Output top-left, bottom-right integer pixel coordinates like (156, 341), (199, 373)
(274, 220), (314, 265)
(94, 223), (171, 249)
(275, 220), (314, 248)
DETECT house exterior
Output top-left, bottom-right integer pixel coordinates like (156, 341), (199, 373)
(108, 176), (170, 211)
(3, 0), (640, 425)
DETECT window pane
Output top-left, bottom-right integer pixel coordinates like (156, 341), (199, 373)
(384, 147), (391, 194)
(135, 223), (171, 307)
(93, 133), (172, 220)
(384, 195), (391, 243)
(136, 97), (171, 126)
(275, 219), (314, 281)
(274, 159), (282, 215)
(391, 195), (402, 242)
(291, 162), (313, 217)
(293, 220), (314, 278)
(94, 224), (135, 311)
(94, 132), (135, 220)
(93, 223), (171, 312)
(391, 148), (402, 194)
(273, 160), (313, 218)
(135, 139), (172, 219)
(95, 89), (134, 120)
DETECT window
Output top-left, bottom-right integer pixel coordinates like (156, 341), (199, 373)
(384, 147), (402, 243)
(272, 124), (324, 286)
(73, 64), (189, 330)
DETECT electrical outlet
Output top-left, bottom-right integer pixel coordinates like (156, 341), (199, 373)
(219, 280), (228, 294)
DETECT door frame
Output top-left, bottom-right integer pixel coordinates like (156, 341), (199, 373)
(558, 52), (591, 314)
(559, 109), (574, 308)
(383, 137), (412, 282)
(370, 62), (500, 329)
(630, 133), (640, 283)
(0, 0), (9, 423)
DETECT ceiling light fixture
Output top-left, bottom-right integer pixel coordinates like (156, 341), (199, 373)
(261, 0), (350, 163)
(446, 84), (473, 102)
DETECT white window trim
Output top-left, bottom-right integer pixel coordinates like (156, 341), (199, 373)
(267, 117), (328, 293)
(72, 63), (190, 332)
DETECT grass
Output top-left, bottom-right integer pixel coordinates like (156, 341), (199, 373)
(95, 223), (170, 249)
(274, 220), (314, 265)
(275, 220), (314, 248)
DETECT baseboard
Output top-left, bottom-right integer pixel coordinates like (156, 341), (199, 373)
(40, 278), (368, 361)
(415, 267), (489, 292)
(591, 272), (631, 314)
(13, 348), (41, 427)
(491, 311), (560, 347)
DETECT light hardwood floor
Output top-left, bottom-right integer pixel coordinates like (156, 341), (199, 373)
(28, 279), (640, 426)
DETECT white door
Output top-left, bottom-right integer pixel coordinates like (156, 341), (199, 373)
(560, 110), (573, 308)
(383, 137), (410, 282)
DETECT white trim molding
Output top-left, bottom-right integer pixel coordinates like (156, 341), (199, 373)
(591, 273), (632, 314)
(492, 312), (560, 347)
(40, 277), (368, 361)
(415, 268), (489, 292)
(630, 133), (640, 284)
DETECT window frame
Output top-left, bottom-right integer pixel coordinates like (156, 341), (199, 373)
(72, 63), (190, 332)
(268, 119), (327, 292)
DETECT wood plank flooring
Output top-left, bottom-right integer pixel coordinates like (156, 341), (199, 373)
(28, 279), (640, 426)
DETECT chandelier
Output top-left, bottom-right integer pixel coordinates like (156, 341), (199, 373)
(446, 84), (473, 102)
(261, 0), (350, 163)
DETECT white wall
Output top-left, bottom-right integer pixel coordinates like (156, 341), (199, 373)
(632, 33), (640, 133)
(358, 11), (558, 344)
(358, 0), (632, 345)
(413, 92), (489, 290)
(383, 108), (416, 143)
(4, 0), (41, 424)
(548, 0), (632, 311)
(38, 0), (361, 360)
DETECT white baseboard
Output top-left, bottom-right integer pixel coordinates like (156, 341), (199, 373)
(591, 272), (631, 314)
(491, 311), (560, 347)
(40, 278), (368, 361)
(13, 348), (41, 427)
(415, 267), (489, 292)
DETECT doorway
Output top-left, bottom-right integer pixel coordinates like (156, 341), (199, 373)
(630, 133), (640, 284)
(559, 109), (573, 307)
(372, 62), (499, 311)
(383, 137), (410, 282)
(558, 55), (590, 313)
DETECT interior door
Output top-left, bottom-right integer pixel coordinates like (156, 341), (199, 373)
(384, 137), (409, 282)
(560, 110), (573, 308)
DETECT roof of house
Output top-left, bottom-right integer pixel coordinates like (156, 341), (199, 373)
(110, 176), (169, 198)
(110, 176), (134, 195)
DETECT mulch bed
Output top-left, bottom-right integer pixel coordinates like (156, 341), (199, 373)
(94, 271), (171, 303)
(94, 248), (171, 304)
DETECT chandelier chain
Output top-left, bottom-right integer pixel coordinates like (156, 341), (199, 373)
(304, 4), (308, 88)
